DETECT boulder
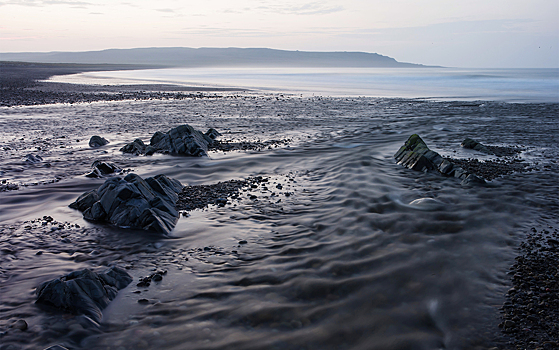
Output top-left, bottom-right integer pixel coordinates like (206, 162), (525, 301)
(120, 125), (219, 157)
(36, 266), (132, 324)
(461, 138), (491, 154)
(395, 134), (485, 185)
(85, 160), (122, 178)
(120, 138), (146, 155)
(89, 136), (109, 148)
(70, 173), (183, 235)
(205, 128), (222, 140)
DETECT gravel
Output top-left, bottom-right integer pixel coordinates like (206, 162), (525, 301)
(498, 226), (559, 349)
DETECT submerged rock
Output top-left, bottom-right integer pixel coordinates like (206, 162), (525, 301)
(89, 135), (109, 148)
(461, 138), (491, 154)
(36, 266), (132, 324)
(120, 124), (218, 157)
(70, 173), (183, 235)
(461, 137), (523, 157)
(85, 160), (122, 178)
(394, 134), (485, 185)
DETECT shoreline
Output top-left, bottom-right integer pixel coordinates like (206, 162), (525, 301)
(0, 61), (247, 107)
(0, 63), (557, 349)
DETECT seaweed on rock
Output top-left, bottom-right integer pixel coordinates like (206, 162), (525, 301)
(394, 134), (485, 185)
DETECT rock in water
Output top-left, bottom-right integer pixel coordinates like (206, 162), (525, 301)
(69, 173), (183, 235)
(85, 160), (122, 178)
(205, 128), (222, 140)
(89, 135), (109, 148)
(36, 266), (132, 324)
(394, 134), (485, 185)
(120, 138), (146, 155)
(24, 154), (43, 163)
(461, 138), (491, 154)
(120, 124), (219, 157)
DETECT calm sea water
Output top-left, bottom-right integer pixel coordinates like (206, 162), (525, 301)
(50, 67), (559, 102)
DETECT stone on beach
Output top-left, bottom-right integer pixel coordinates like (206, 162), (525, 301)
(36, 266), (132, 324)
(120, 124), (219, 157)
(85, 160), (122, 178)
(394, 134), (485, 185)
(89, 135), (109, 148)
(69, 173), (183, 235)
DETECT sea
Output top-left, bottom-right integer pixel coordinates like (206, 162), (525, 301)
(1, 67), (558, 350)
(48, 67), (559, 103)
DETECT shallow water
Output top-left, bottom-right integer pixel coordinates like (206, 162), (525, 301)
(1, 96), (558, 349)
(48, 67), (559, 102)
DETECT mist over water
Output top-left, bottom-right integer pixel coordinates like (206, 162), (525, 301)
(0, 91), (558, 349)
(49, 67), (559, 102)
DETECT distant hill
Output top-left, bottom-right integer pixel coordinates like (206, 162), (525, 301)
(0, 47), (429, 68)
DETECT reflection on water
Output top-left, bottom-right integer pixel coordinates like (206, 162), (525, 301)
(0, 96), (558, 349)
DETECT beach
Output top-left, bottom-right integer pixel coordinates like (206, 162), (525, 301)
(0, 63), (558, 350)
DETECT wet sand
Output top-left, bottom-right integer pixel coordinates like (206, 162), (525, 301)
(0, 63), (558, 350)
(0, 61), (246, 107)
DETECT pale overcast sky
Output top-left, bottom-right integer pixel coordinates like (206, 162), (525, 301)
(0, 0), (558, 67)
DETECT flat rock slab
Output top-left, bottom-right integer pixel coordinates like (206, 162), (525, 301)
(70, 173), (183, 235)
(36, 266), (132, 324)
(461, 137), (523, 157)
(394, 134), (484, 185)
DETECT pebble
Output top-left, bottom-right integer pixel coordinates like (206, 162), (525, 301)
(499, 226), (559, 348)
(11, 319), (28, 331)
(176, 176), (270, 212)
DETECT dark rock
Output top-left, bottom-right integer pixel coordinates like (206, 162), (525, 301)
(461, 138), (491, 154)
(89, 136), (109, 148)
(36, 266), (132, 323)
(0, 182), (19, 191)
(394, 134), (485, 185)
(68, 190), (99, 211)
(121, 124), (216, 157)
(69, 173), (183, 235)
(24, 154), (43, 163)
(461, 137), (524, 157)
(144, 145), (156, 156)
(205, 128), (222, 141)
(120, 138), (146, 155)
(85, 160), (122, 178)
(11, 319), (28, 331)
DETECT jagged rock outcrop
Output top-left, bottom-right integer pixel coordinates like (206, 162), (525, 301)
(461, 138), (491, 154)
(89, 135), (109, 148)
(36, 266), (132, 324)
(394, 134), (485, 185)
(120, 124), (219, 157)
(70, 173), (183, 235)
(85, 160), (122, 178)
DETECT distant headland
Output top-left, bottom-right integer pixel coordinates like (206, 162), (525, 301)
(0, 47), (435, 68)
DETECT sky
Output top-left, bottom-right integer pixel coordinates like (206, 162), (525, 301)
(0, 0), (558, 68)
